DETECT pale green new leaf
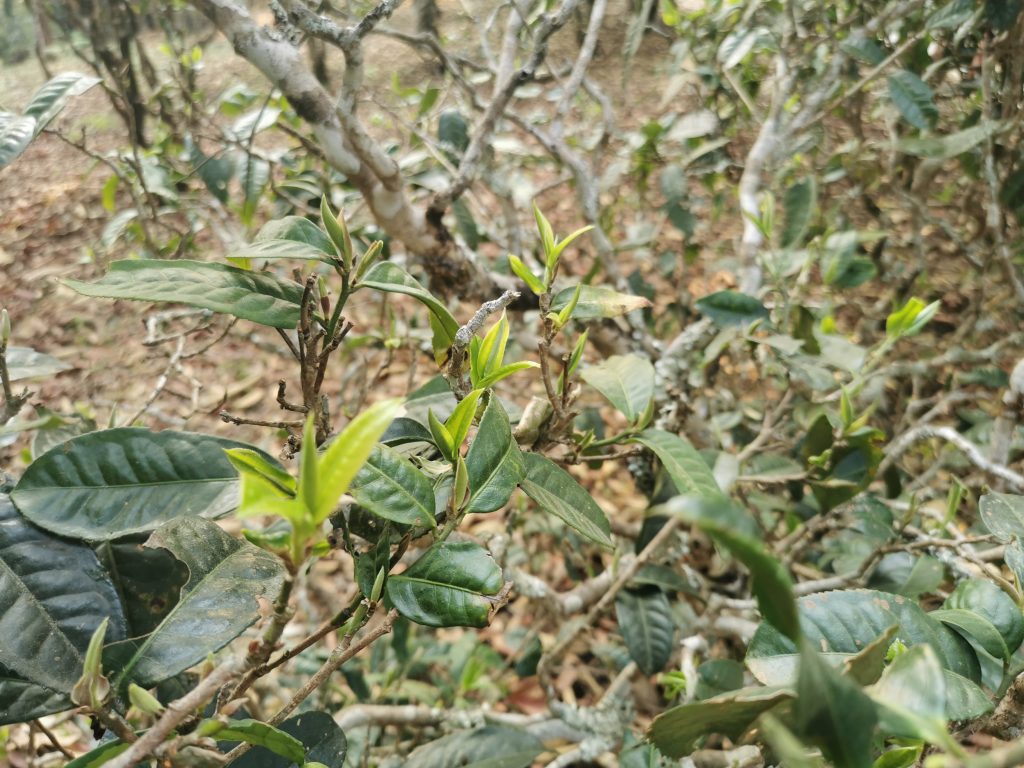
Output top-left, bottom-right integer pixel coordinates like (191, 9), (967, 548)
(316, 399), (403, 522)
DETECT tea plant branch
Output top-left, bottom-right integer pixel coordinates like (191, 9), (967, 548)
(536, 517), (681, 692)
(30, 719), (74, 761)
(428, 0), (584, 216)
(221, 609), (398, 764)
(220, 569), (298, 707)
(104, 658), (247, 768)
(879, 425), (1024, 491)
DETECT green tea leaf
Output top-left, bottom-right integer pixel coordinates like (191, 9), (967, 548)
(520, 453), (612, 547)
(104, 516), (285, 689)
(465, 397), (525, 513)
(12, 428), (273, 541)
(580, 354), (655, 424)
(386, 541), (503, 628)
(63, 260), (304, 329)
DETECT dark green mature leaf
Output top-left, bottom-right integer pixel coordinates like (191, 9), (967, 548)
(550, 285), (652, 320)
(0, 664), (74, 726)
(386, 541), (502, 628)
(12, 428), (276, 541)
(205, 718), (305, 763)
(405, 725), (543, 768)
(662, 496), (800, 642)
(0, 113), (35, 169)
(782, 177), (817, 248)
(746, 590), (981, 686)
(3, 346), (71, 381)
(795, 640), (878, 768)
(349, 445), (436, 526)
(647, 685), (794, 758)
(357, 262), (459, 344)
(63, 260), (304, 329)
(580, 354), (655, 424)
(0, 494), (126, 712)
(888, 71), (938, 130)
(944, 579), (1024, 651)
(520, 453), (612, 547)
(23, 72), (100, 130)
(616, 587), (675, 674)
(695, 290), (770, 327)
(230, 711), (348, 768)
(104, 516), (286, 689)
(632, 429), (721, 499)
(466, 397), (525, 513)
(979, 491), (1024, 540)
(380, 417), (435, 447)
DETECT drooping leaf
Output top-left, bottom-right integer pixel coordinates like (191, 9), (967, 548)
(0, 494), (126, 709)
(405, 725), (543, 768)
(465, 397), (525, 513)
(647, 685), (794, 758)
(63, 260), (304, 329)
(23, 72), (100, 131)
(616, 587), (675, 675)
(230, 711), (348, 768)
(12, 428), (275, 541)
(3, 346), (71, 381)
(927, 0), (975, 28)
(580, 354), (655, 424)
(631, 429), (721, 499)
(103, 516), (286, 689)
(453, 199), (481, 249)
(386, 541), (503, 628)
(661, 495), (799, 642)
(887, 70), (938, 130)
(519, 453), (612, 547)
(349, 444), (436, 526)
(357, 262), (459, 346)
(550, 285), (652, 320)
(0, 113), (36, 169)
(695, 290), (770, 327)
